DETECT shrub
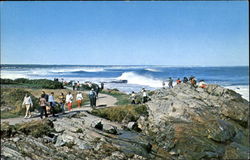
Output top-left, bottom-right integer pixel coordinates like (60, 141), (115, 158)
(91, 104), (148, 123)
(101, 89), (130, 105)
(0, 78), (16, 84)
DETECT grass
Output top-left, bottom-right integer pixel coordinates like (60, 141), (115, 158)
(101, 89), (130, 105)
(1, 87), (89, 119)
(91, 104), (148, 123)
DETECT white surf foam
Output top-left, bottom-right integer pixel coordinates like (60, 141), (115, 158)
(116, 72), (162, 88)
(1, 71), (28, 79)
(51, 68), (105, 73)
(145, 68), (161, 72)
(225, 85), (249, 101)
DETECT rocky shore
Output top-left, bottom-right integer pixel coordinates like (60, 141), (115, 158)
(1, 83), (249, 160)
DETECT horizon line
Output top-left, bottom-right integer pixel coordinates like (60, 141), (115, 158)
(0, 63), (249, 67)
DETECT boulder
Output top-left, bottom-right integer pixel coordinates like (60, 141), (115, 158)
(138, 83), (249, 160)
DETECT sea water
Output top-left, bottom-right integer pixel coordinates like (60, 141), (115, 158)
(1, 65), (249, 101)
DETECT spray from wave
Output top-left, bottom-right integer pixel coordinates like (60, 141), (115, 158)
(116, 72), (162, 88)
(144, 68), (161, 72)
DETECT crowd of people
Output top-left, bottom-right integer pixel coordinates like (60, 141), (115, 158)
(22, 77), (207, 119)
(129, 76), (208, 105)
(162, 76), (207, 89)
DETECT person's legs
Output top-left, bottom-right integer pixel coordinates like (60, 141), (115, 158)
(61, 103), (65, 113)
(93, 97), (96, 106)
(40, 106), (44, 119)
(44, 106), (48, 117)
(25, 104), (30, 118)
(90, 98), (93, 107)
(50, 102), (55, 116)
(77, 100), (81, 108)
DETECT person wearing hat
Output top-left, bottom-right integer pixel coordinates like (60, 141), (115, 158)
(89, 88), (97, 108)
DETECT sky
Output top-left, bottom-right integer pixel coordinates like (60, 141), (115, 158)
(1, 1), (249, 66)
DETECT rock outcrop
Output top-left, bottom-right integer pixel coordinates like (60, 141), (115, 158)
(1, 83), (249, 160)
(137, 83), (249, 159)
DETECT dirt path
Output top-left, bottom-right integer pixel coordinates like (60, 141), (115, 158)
(1, 92), (117, 125)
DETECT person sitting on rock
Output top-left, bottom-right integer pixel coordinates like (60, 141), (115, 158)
(168, 77), (173, 88)
(162, 81), (166, 89)
(130, 91), (136, 104)
(198, 80), (207, 88)
(176, 78), (181, 84)
(190, 77), (197, 87)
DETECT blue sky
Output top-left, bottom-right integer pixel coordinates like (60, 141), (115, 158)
(1, 1), (248, 66)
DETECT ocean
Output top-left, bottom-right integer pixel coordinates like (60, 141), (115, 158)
(1, 65), (249, 101)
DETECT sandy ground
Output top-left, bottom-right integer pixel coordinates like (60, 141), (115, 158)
(1, 92), (117, 125)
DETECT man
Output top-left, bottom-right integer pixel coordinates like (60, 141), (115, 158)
(168, 77), (173, 88)
(89, 88), (97, 108)
(130, 91), (136, 104)
(100, 82), (104, 90)
(48, 92), (56, 117)
(141, 88), (148, 103)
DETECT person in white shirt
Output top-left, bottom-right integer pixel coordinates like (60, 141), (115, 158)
(76, 92), (83, 108)
(66, 92), (73, 111)
(130, 91), (136, 104)
(48, 92), (57, 117)
(22, 94), (33, 118)
(141, 88), (148, 103)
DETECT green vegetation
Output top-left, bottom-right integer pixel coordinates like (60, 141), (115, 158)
(1, 78), (63, 89)
(1, 119), (54, 138)
(91, 104), (148, 123)
(1, 88), (40, 119)
(101, 89), (130, 105)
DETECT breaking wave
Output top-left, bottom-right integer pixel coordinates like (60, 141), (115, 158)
(116, 72), (162, 88)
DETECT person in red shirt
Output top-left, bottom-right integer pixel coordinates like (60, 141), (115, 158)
(176, 78), (181, 84)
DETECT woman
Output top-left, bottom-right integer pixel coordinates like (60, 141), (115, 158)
(39, 94), (48, 119)
(58, 92), (66, 113)
(22, 94), (33, 119)
(76, 92), (83, 108)
(66, 92), (73, 111)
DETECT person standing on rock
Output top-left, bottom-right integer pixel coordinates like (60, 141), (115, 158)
(183, 77), (188, 83)
(101, 82), (104, 90)
(58, 92), (66, 114)
(39, 94), (48, 119)
(66, 92), (73, 111)
(168, 77), (173, 88)
(142, 88), (148, 103)
(130, 91), (136, 104)
(76, 91), (83, 108)
(22, 93), (33, 119)
(176, 78), (181, 84)
(48, 92), (56, 117)
(89, 88), (97, 108)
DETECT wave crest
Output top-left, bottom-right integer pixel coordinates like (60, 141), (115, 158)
(117, 72), (162, 88)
